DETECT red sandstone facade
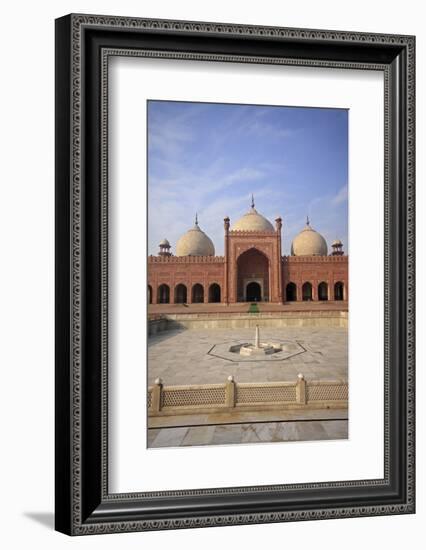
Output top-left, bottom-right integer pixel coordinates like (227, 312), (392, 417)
(148, 218), (348, 305)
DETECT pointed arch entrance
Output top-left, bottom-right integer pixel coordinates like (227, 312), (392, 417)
(286, 282), (297, 301)
(157, 284), (170, 304)
(175, 284), (187, 304)
(208, 283), (221, 303)
(302, 282), (312, 301)
(191, 283), (204, 303)
(237, 248), (269, 302)
(318, 282), (328, 301)
(246, 281), (262, 302)
(334, 281), (344, 301)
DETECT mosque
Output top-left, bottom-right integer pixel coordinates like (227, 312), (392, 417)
(148, 197), (348, 306)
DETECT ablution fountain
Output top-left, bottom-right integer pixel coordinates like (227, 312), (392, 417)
(208, 324), (305, 362)
(237, 325), (282, 356)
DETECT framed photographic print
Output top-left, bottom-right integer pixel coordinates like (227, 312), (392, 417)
(55, 14), (415, 535)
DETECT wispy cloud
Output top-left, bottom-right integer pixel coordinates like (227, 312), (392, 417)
(242, 120), (296, 139)
(147, 101), (348, 256)
(332, 184), (348, 206)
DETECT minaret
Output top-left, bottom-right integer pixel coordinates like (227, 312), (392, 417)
(158, 238), (172, 257)
(331, 239), (344, 256)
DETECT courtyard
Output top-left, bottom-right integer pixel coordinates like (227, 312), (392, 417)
(148, 417), (348, 448)
(147, 324), (348, 448)
(148, 326), (348, 386)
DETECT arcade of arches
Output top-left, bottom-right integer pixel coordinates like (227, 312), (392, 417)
(148, 249), (347, 305)
(149, 282), (223, 305)
(149, 275), (347, 305)
(285, 281), (346, 302)
(148, 207), (348, 306)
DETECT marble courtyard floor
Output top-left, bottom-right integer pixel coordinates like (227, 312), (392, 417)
(148, 326), (348, 386)
(148, 326), (348, 448)
(148, 417), (348, 448)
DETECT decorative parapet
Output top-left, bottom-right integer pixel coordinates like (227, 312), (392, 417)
(282, 255), (348, 263)
(148, 255), (225, 263)
(148, 374), (348, 417)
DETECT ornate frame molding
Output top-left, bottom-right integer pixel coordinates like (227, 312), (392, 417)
(55, 14), (415, 535)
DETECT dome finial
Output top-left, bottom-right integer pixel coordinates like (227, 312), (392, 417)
(251, 194), (255, 209)
(195, 212), (198, 226)
(306, 215), (310, 226)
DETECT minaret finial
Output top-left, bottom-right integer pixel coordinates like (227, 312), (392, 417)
(195, 212), (198, 226)
(251, 194), (255, 208)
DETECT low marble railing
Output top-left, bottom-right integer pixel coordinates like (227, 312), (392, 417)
(148, 375), (348, 416)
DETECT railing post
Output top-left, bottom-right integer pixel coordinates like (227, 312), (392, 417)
(296, 373), (306, 404)
(225, 375), (236, 408)
(151, 377), (163, 413)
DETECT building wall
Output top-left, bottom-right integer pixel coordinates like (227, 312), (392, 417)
(226, 228), (283, 304)
(148, 256), (225, 304)
(148, 253), (348, 304)
(282, 255), (348, 301)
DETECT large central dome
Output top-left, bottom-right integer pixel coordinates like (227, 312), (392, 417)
(232, 198), (274, 232)
(176, 216), (215, 257)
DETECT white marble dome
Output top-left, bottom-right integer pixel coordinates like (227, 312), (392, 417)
(232, 206), (274, 232)
(291, 220), (328, 256)
(176, 218), (215, 257)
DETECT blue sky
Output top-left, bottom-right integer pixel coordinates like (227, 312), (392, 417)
(148, 100), (348, 256)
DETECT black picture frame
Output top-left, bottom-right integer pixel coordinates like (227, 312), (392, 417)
(55, 13), (415, 535)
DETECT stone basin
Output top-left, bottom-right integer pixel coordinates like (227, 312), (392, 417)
(237, 342), (279, 356)
(209, 339), (305, 362)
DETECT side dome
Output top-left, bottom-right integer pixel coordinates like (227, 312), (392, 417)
(232, 197), (274, 232)
(176, 216), (215, 257)
(291, 219), (328, 256)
